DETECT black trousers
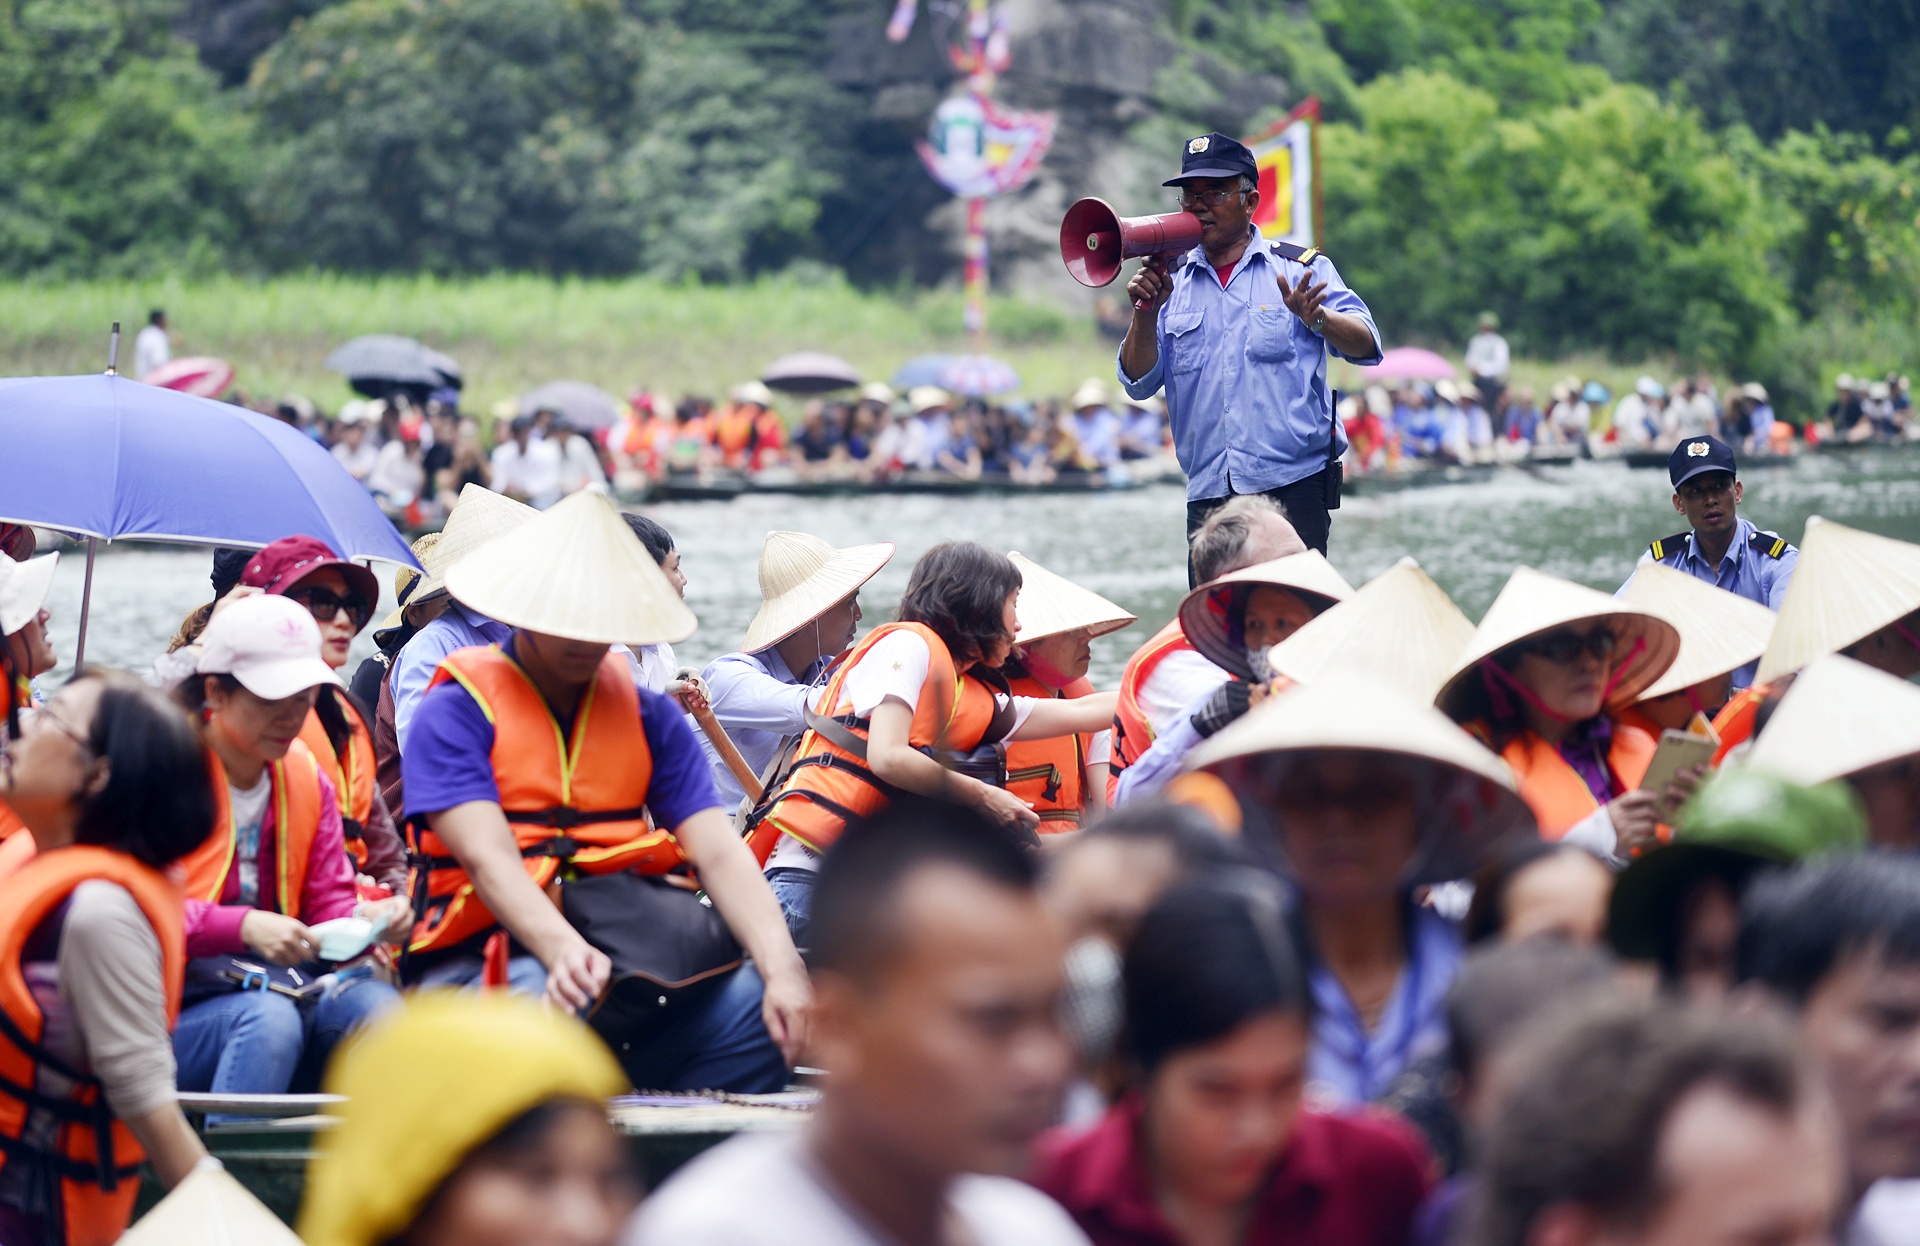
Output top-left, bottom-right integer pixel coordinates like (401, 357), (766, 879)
(1185, 471), (1333, 587)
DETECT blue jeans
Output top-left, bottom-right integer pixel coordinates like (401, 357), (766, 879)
(415, 951), (787, 1093)
(174, 973), (400, 1106)
(765, 867), (816, 947)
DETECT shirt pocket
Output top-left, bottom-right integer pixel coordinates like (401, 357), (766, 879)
(1164, 311), (1206, 376)
(1246, 304), (1296, 364)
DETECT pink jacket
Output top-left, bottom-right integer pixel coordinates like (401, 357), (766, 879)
(184, 773), (359, 956)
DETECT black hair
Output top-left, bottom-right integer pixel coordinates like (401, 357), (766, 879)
(172, 671), (242, 720)
(810, 796), (1037, 983)
(1464, 839), (1598, 944)
(621, 513), (676, 567)
(1072, 801), (1248, 873)
(71, 672), (217, 868)
(1738, 854), (1920, 1005)
(1444, 939), (1619, 1082)
(1122, 875), (1311, 1072)
(895, 542), (1022, 668)
(148, 308), (165, 325)
(168, 548), (254, 654)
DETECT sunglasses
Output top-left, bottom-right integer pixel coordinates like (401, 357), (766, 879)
(1522, 629), (1618, 665)
(287, 586), (372, 631)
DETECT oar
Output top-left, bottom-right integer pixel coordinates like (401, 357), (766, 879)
(670, 673), (765, 803)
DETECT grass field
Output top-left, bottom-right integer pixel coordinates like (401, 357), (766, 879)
(0, 273), (1715, 418)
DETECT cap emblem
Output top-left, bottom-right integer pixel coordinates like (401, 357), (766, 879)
(1188, 136), (1210, 154)
(1687, 441), (1710, 457)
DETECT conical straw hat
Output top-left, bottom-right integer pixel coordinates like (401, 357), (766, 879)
(1178, 551), (1354, 680)
(411, 484), (537, 603)
(741, 531), (896, 652)
(1623, 562), (1777, 699)
(121, 1160), (304, 1244)
(377, 531), (442, 633)
(1009, 552), (1136, 644)
(1189, 670), (1535, 883)
(1266, 557), (1473, 702)
(1742, 654), (1920, 785)
(1436, 566), (1680, 721)
(444, 491), (696, 646)
(1757, 517), (1920, 684)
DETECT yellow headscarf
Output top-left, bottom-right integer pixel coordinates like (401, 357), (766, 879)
(297, 992), (627, 1246)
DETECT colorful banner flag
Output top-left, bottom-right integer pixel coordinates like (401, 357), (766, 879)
(1246, 97), (1320, 250)
(917, 90), (1056, 200)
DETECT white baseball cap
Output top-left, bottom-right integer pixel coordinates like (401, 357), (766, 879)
(196, 594), (342, 701)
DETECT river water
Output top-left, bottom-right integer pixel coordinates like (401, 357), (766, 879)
(38, 447), (1920, 689)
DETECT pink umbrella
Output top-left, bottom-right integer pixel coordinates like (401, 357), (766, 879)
(1357, 347), (1455, 381)
(143, 355), (235, 398)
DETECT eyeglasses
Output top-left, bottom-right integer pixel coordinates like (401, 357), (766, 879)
(28, 705), (93, 753)
(1176, 186), (1243, 208)
(287, 586), (372, 631)
(1522, 629), (1618, 665)
(1677, 475), (1735, 501)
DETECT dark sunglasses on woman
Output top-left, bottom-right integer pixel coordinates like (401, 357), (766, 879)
(1524, 628), (1618, 665)
(287, 586), (372, 631)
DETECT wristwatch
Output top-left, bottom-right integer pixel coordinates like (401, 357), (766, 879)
(1309, 310), (1328, 335)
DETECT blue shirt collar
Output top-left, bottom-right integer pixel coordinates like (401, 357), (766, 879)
(1176, 224), (1274, 277)
(1686, 517), (1754, 569)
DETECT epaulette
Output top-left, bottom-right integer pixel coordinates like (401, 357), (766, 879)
(1270, 240), (1324, 266)
(1748, 530), (1790, 559)
(1648, 531), (1691, 561)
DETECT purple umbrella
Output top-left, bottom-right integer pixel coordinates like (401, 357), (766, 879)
(1357, 347), (1457, 381)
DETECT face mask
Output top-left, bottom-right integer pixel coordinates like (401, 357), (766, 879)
(1247, 644), (1274, 683)
(1060, 936), (1124, 1066)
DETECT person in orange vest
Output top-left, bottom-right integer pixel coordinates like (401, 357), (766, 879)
(401, 492), (810, 1092)
(237, 536), (411, 897)
(1438, 568), (1690, 862)
(749, 542), (1118, 941)
(739, 382), (789, 473)
(1, 545), (60, 858)
(713, 384), (764, 471)
(666, 396), (716, 475)
(1616, 563), (1775, 745)
(1001, 553), (1137, 832)
(171, 596), (406, 1103)
(0, 672), (219, 1245)
(1108, 495), (1306, 801)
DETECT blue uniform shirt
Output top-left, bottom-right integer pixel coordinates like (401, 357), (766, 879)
(1118, 226), (1381, 501)
(1616, 516), (1798, 687)
(698, 647), (828, 811)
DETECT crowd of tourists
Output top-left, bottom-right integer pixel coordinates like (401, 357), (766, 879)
(2, 422), (1919, 1246)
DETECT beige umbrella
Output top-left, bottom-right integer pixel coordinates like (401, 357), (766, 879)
(1622, 563), (1776, 700)
(444, 491), (696, 646)
(1009, 552), (1136, 645)
(120, 1160), (304, 1245)
(1435, 566), (1680, 721)
(410, 484), (538, 603)
(1757, 517), (1920, 684)
(741, 531), (896, 652)
(1265, 557), (1473, 702)
(1742, 654), (1920, 785)
(1177, 551), (1355, 679)
(1189, 669), (1536, 883)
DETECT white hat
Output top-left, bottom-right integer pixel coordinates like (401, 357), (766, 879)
(908, 386), (953, 415)
(1189, 670), (1535, 884)
(1622, 563), (1776, 700)
(0, 552), (58, 637)
(196, 594), (342, 701)
(121, 1160), (304, 1245)
(1008, 553), (1136, 645)
(1836, 373), (1855, 389)
(1436, 566), (1680, 721)
(336, 400), (375, 426)
(1870, 381), (1892, 400)
(1435, 379), (1460, 404)
(1635, 375), (1664, 399)
(1266, 557), (1473, 702)
(742, 531), (896, 653)
(411, 484), (538, 603)
(732, 380), (776, 408)
(1740, 382), (1769, 403)
(444, 491), (696, 646)
(1743, 655), (1920, 786)
(858, 381), (896, 405)
(1758, 517), (1920, 684)
(1178, 552), (1355, 680)
(1070, 379), (1108, 410)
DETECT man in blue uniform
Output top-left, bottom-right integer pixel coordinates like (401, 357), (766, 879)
(1118, 132), (1381, 576)
(1617, 434), (1797, 686)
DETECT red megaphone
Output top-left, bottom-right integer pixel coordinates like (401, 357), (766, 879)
(1060, 197), (1204, 294)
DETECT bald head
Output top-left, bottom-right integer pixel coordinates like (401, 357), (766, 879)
(1189, 496), (1305, 583)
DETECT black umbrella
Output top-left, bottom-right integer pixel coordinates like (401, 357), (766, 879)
(518, 380), (623, 431)
(324, 335), (464, 398)
(762, 351), (861, 395)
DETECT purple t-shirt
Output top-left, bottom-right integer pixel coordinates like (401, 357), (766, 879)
(402, 640), (720, 831)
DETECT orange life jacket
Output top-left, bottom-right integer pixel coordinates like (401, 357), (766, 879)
(0, 846), (185, 1246)
(714, 410), (755, 468)
(406, 646), (681, 955)
(1107, 620), (1196, 803)
(181, 742), (326, 915)
(298, 689), (377, 868)
(1004, 673), (1094, 831)
(1711, 685), (1771, 765)
(1478, 720), (1657, 841)
(748, 622), (1007, 862)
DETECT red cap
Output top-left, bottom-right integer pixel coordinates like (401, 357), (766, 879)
(240, 535), (380, 607)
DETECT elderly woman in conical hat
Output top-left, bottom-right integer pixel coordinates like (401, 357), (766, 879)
(1617, 562), (1775, 739)
(1111, 552), (1353, 805)
(1743, 655), (1920, 852)
(1188, 670), (1534, 1104)
(1436, 567), (1681, 859)
(700, 530), (894, 817)
(1001, 553), (1136, 830)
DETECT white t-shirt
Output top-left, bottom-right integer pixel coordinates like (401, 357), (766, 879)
(332, 438), (380, 482)
(1136, 648), (1227, 739)
(625, 1132), (1091, 1246)
(133, 324), (171, 379)
(228, 775), (271, 907)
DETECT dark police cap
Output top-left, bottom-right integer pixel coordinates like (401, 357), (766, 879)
(1163, 132), (1259, 187)
(1668, 435), (1737, 488)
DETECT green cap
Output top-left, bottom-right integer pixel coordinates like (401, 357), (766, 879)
(1607, 770), (1867, 962)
